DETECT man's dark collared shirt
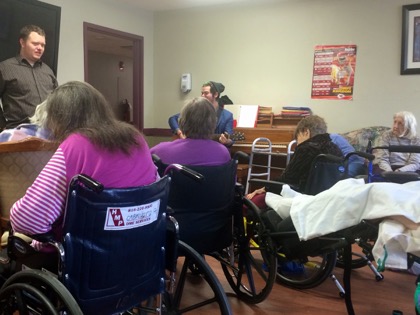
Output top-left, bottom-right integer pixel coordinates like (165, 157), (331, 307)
(0, 55), (57, 128)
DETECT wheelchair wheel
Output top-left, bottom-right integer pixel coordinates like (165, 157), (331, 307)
(0, 269), (82, 315)
(276, 251), (337, 289)
(336, 251), (368, 269)
(220, 198), (277, 304)
(166, 240), (232, 315)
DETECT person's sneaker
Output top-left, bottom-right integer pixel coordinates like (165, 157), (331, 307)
(278, 260), (305, 275)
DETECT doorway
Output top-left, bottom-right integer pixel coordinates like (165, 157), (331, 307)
(83, 22), (144, 130)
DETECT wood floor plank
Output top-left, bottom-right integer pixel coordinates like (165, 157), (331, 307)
(202, 255), (416, 315)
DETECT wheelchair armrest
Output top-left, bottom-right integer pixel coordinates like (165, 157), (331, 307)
(381, 171), (420, 183)
(5, 224), (54, 246)
(345, 151), (375, 162)
(374, 145), (420, 154)
(248, 179), (298, 194)
(30, 231), (56, 244)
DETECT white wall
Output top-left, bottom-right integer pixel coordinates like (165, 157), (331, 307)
(39, 0), (156, 126)
(154, 0), (420, 133)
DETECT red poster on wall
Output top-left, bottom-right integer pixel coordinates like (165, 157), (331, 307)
(311, 45), (357, 100)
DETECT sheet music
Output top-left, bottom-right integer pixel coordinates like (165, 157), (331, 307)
(237, 105), (259, 128)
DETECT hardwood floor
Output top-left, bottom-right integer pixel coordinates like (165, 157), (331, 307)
(200, 253), (416, 315)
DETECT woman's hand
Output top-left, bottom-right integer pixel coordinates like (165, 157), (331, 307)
(246, 187), (266, 200)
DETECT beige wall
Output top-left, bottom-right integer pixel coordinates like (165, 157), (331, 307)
(40, 0), (420, 133)
(154, 0), (420, 133)
(40, 0), (156, 126)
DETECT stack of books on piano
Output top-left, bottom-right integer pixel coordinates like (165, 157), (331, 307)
(280, 106), (312, 117)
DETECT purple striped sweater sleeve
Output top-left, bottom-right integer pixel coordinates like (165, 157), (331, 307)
(10, 148), (67, 235)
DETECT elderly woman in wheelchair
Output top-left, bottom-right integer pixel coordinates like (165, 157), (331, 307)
(253, 139), (420, 313)
(9, 81), (158, 245)
(373, 111), (420, 175)
(246, 115), (343, 209)
(151, 97), (278, 304)
(0, 82), (233, 314)
(0, 81), (159, 312)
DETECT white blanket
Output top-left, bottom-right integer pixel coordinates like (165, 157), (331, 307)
(265, 178), (420, 270)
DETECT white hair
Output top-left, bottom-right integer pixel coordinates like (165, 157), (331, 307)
(394, 111), (417, 138)
(29, 99), (48, 127)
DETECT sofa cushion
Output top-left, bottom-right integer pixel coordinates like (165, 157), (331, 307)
(341, 126), (390, 152)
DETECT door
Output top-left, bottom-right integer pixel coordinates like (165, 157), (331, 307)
(83, 22), (144, 130)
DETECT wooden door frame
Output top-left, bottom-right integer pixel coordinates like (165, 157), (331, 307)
(83, 22), (144, 130)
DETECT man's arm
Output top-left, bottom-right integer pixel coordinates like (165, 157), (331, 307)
(218, 110), (234, 147)
(223, 110), (234, 135)
(168, 113), (181, 135)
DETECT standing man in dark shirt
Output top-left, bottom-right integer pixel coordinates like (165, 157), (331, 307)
(0, 25), (58, 129)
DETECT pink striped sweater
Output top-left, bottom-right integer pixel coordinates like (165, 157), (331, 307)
(10, 133), (157, 238)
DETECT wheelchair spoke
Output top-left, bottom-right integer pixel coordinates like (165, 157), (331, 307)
(0, 270), (82, 315)
(220, 199), (277, 304)
(0, 282), (59, 315)
(247, 248), (270, 281)
(169, 242), (232, 315)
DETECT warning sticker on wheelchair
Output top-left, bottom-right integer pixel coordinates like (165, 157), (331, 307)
(104, 200), (160, 230)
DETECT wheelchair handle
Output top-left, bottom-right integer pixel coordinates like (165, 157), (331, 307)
(71, 174), (104, 193)
(313, 153), (343, 163)
(164, 164), (205, 182)
(151, 153), (162, 164)
(232, 151), (249, 164)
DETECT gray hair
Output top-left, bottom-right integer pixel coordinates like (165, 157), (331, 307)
(293, 115), (327, 139)
(179, 97), (216, 139)
(394, 111), (417, 138)
(45, 81), (141, 153)
(29, 100), (48, 126)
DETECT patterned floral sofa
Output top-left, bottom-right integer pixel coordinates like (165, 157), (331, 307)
(340, 126), (391, 152)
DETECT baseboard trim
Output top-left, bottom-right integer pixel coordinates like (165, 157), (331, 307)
(143, 128), (173, 137)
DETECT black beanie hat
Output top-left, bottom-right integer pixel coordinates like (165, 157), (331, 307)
(209, 81), (225, 95)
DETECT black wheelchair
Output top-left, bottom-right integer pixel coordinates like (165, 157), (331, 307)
(0, 170), (232, 314)
(154, 153), (278, 305)
(247, 151), (384, 314)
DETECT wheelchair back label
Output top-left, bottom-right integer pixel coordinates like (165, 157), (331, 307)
(104, 200), (160, 230)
